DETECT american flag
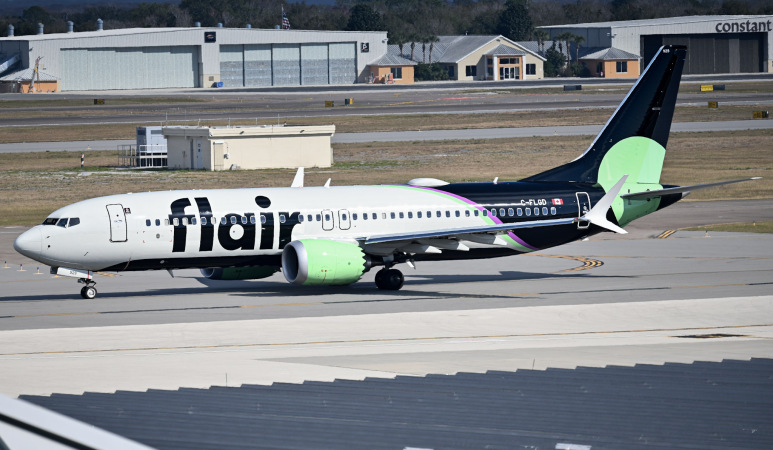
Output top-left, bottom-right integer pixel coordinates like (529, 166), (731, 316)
(281, 6), (290, 30)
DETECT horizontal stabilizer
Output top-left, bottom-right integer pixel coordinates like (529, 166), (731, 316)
(621, 177), (761, 200)
(579, 175), (628, 234)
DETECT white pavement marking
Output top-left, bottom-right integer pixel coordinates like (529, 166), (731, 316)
(0, 295), (771, 397)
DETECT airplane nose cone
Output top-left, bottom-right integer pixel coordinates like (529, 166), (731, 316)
(14, 227), (42, 260)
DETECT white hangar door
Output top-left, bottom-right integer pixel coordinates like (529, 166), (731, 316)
(61, 46), (198, 91)
(219, 45), (244, 87)
(244, 44), (272, 87)
(301, 44), (329, 85)
(272, 44), (301, 86)
(329, 43), (356, 84)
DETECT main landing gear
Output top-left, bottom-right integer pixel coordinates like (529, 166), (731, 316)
(78, 278), (97, 299)
(375, 268), (404, 290)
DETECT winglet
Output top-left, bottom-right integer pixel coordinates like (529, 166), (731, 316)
(580, 175), (628, 234)
(291, 167), (304, 188)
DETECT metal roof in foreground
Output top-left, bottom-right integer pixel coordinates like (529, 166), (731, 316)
(20, 358), (773, 449)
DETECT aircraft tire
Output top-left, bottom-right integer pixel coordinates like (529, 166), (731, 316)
(376, 269), (404, 291)
(81, 286), (97, 299)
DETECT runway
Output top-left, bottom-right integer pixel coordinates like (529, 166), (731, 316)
(1, 199), (772, 398)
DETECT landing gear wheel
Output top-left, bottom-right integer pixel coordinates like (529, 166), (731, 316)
(375, 268), (404, 290)
(80, 285), (97, 299)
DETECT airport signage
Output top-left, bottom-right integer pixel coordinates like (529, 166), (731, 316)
(715, 20), (772, 33)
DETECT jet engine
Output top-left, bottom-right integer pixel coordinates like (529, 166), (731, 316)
(200, 266), (279, 280)
(282, 239), (370, 285)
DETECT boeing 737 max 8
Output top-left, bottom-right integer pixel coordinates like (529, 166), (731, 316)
(13, 46), (759, 298)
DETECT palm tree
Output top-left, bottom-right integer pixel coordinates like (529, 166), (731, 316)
(573, 35), (586, 62)
(533, 29), (549, 55)
(427, 35), (439, 63)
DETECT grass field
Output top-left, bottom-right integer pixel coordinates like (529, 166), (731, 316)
(1, 129), (770, 226)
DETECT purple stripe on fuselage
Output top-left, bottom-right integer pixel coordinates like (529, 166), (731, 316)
(398, 185), (539, 251)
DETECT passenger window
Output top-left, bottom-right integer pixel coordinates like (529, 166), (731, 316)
(156, 219), (161, 226)
(542, 207), (548, 215)
(399, 212), (404, 219)
(465, 210), (470, 217)
(316, 214), (321, 222)
(298, 215), (304, 223)
(490, 209), (497, 217)
(221, 217), (227, 225)
(353, 213), (357, 220)
(550, 207), (556, 215)
(342, 214), (348, 221)
(165, 219), (170, 226)
(508, 208), (514, 216)
(390, 212), (396, 219)
(382, 213), (387, 219)
(533, 208), (539, 216)
(250, 216), (256, 224)
(455, 211), (460, 217)
(445, 211), (451, 218)
(201, 217), (207, 225)
(426, 211), (431, 218)
(279, 215), (286, 224)
(517, 208), (523, 217)
(525, 209), (531, 216)
(373, 213), (378, 220)
(499, 208), (506, 217)
(228, 216), (235, 225)
(436, 211), (441, 218)
(363, 213), (368, 221)
(417, 211), (422, 219)
(483, 210), (488, 216)
(146, 219), (151, 227)
(325, 214), (331, 221)
(182, 218), (188, 226)
(408, 212), (413, 219)
(262, 215), (268, 224)
(69, 217), (80, 227)
(307, 214), (313, 222)
(173, 218), (179, 226)
(241, 216), (247, 225)
(57, 218), (68, 228)
(191, 218), (197, 225)
(474, 210), (479, 217)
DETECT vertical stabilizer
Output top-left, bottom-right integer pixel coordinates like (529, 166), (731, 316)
(523, 45), (686, 185)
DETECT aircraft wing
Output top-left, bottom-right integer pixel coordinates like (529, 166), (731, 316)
(621, 177), (760, 200)
(360, 217), (576, 245)
(359, 176), (630, 250)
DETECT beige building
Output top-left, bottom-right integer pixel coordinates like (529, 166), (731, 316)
(162, 125), (335, 171)
(382, 35), (545, 82)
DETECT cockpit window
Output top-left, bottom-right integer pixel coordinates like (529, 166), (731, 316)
(69, 218), (80, 227)
(43, 218), (58, 225)
(56, 218), (68, 228)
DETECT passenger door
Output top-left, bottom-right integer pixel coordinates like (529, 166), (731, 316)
(106, 204), (128, 242)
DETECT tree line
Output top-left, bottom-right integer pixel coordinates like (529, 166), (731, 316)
(3, 0), (771, 39)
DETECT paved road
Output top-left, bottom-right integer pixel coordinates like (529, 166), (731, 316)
(2, 119), (773, 153)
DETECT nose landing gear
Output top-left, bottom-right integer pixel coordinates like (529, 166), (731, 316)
(78, 278), (97, 299)
(375, 268), (404, 290)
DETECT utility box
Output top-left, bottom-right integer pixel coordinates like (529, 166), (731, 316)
(136, 126), (168, 167)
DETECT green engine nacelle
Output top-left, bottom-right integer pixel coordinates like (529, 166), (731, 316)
(282, 239), (368, 286)
(200, 266), (279, 280)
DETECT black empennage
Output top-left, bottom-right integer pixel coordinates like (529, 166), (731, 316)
(523, 45), (687, 184)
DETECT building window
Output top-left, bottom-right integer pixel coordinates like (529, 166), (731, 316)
(447, 66), (455, 78)
(526, 64), (536, 75)
(465, 65), (477, 77)
(616, 61), (628, 73)
(390, 67), (402, 79)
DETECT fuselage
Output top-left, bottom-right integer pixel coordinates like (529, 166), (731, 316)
(16, 181), (614, 272)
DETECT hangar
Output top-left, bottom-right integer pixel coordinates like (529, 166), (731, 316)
(541, 15), (773, 74)
(0, 26), (387, 91)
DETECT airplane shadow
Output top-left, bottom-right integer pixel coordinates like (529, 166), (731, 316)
(0, 270), (622, 303)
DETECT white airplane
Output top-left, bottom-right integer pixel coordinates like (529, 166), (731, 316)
(14, 46), (758, 299)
